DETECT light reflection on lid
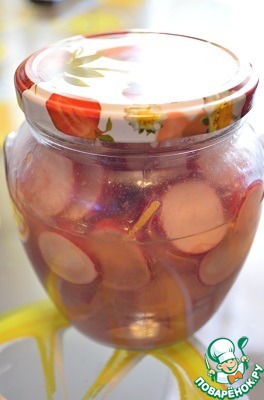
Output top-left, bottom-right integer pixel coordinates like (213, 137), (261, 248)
(15, 31), (258, 143)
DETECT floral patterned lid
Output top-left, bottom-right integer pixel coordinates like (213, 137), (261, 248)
(15, 31), (258, 143)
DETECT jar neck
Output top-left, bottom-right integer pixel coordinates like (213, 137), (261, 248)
(26, 116), (246, 158)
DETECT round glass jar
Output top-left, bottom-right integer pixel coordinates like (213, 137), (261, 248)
(4, 31), (264, 349)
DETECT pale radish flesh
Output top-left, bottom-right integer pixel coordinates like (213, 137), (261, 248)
(18, 146), (74, 217)
(160, 181), (227, 254)
(90, 223), (150, 291)
(38, 231), (98, 284)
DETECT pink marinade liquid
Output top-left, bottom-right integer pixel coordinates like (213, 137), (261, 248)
(8, 129), (264, 349)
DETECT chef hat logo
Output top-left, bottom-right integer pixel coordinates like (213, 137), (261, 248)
(208, 338), (236, 364)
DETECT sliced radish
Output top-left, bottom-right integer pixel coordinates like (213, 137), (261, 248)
(198, 181), (264, 287)
(197, 180), (264, 286)
(197, 143), (244, 188)
(196, 145), (246, 217)
(235, 180), (264, 235)
(199, 229), (235, 286)
(135, 268), (186, 314)
(183, 266), (230, 335)
(160, 181), (228, 254)
(199, 180), (264, 286)
(127, 269), (188, 345)
(180, 266), (214, 303)
(146, 239), (199, 274)
(38, 231), (98, 284)
(57, 278), (98, 317)
(107, 169), (146, 203)
(101, 272), (187, 347)
(81, 168), (147, 223)
(18, 146), (74, 218)
(64, 163), (104, 221)
(165, 251), (199, 272)
(89, 221), (150, 291)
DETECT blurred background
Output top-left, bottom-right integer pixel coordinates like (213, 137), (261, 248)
(1, 0), (264, 399)
(1, 0), (264, 145)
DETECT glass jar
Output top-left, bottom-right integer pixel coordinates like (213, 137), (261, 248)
(4, 31), (264, 349)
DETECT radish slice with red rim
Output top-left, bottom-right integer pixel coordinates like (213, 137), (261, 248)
(90, 221), (150, 291)
(38, 231), (98, 284)
(160, 181), (228, 254)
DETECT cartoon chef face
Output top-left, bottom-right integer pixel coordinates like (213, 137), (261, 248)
(208, 337), (239, 375)
(217, 357), (239, 374)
